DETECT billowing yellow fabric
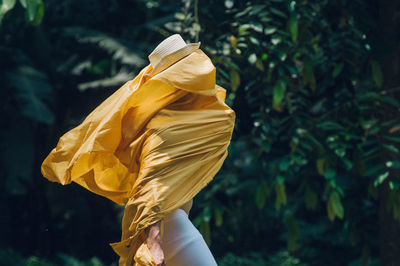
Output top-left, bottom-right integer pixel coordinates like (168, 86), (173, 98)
(41, 48), (235, 266)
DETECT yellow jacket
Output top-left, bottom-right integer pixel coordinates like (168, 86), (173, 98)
(41, 48), (236, 265)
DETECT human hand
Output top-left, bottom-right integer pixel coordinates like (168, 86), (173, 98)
(145, 221), (166, 266)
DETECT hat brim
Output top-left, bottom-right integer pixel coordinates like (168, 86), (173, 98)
(149, 42), (201, 76)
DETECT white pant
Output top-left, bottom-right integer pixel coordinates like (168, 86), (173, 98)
(161, 208), (218, 266)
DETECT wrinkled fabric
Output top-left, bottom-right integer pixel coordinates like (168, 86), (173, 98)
(41, 48), (235, 266)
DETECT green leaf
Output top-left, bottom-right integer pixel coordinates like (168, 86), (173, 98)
(25, 0), (40, 22)
(324, 168), (336, 179)
(364, 163), (384, 177)
(332, 62), (344, 78)
(270, 7), (287, 18)
(214, 209), (223, 227)
(383, 143), (399, 153)
(329, 191), (344, 219)
(255, 180), (269, 209)
(305, 186), (318, 210)
(271, 35), (282, 45)
(374, 171), (389, 187)
(264, 26), (277, 35)
(288, 13), (298, 43)
(19, 0), (27, 8)
(275, 182), (287, 211)
(279, 157), (290, 171)
(317, 121), (343, 130)
(229, 69), (240, 91)
(287, 215), (300, 251)
(370, 60), (383, 88)
(303, 58), (316, 90)
(31, 0), (44, 26)
(273, 79), (286, 111)
(5, 65), (55, 124)
(327, 197), (335, 221)
(199, 220), (211, 246)
(316, 158), (325, 175)
(255, 58), (265, 71)
(341, 157), (353, 170)
(0, 0), (16, 24)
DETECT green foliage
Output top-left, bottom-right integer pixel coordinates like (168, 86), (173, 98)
(174, 0), (398, 264)
(0, 0), (43, 25)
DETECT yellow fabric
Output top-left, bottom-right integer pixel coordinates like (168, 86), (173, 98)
(41, 48), (236, 265)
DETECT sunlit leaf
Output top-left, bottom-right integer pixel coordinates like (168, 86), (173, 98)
(0, 0), (16, 24)
(329, 191), (344, 219)
(374, 171), (389, 187)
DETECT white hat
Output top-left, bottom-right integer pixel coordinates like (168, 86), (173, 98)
(148, 34), (201, 76)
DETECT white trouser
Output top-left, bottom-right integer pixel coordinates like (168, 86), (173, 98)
(161, 208), (218, 266)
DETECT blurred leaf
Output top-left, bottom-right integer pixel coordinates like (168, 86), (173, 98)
(63, 27), (146, 67)
(24, 0), (40, 22)
(255, 179), (269, 209)
(229, 69), (240, 91)
(316, 158), (325, 175)
(214, 209), (223, 227)
(270, 7), (287, 18)
(273, 79), (286, 111)
(287, 215), (300, 251)
(288, 12), (298, 43)
(383, 143), (399, 153)
(374, 171), (389, 187)
(305, 186), (318, 210)
(370, 60), (383, 88)
(0, 0), (16, 24)
(329, 191), (344, 219)
(30, 0), (44, 26)
(5, 65), (55, 124)
(324, 168), (335, 179)
(275, 182), (287, 211)
(230, 35), (237, 47)
(303, 58), (316, 90)
(264, 26), (277, 35)
(200, 220), (211, 246)
(332, 62), (344, 78)
(317, 121), (343, 131)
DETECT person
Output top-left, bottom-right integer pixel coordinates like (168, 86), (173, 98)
(41, 34), (235, 266)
